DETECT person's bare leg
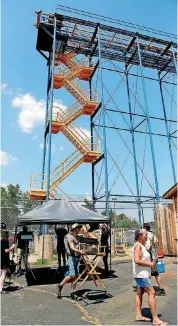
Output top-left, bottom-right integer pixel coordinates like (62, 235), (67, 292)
(155, 274), (163, 289)
(144, 286), (167, 324)
(135, 287), (151, 321)
(0, 269), (7, 292)
(60, 275), (73, 286)
(57, 275), (76, 298)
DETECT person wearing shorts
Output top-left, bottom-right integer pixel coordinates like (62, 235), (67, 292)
(132, 228), (168, 325)
(57, 223), (86, 299)
(143, 223), (166, 296)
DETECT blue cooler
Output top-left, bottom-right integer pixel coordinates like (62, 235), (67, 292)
(156, 261), (165, 273)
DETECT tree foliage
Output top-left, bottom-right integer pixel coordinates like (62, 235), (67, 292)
(102, 209), (139, 229)
(82, 198), (93, 210)
(1, 184), (41, 230)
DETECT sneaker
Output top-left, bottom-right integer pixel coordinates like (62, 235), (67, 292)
(156, 289), (166, 296)
(160, 288), (166, 296)
(133, 285), (137, 291)
(70, 292), (75, 300)
(57, 285), (63, 299)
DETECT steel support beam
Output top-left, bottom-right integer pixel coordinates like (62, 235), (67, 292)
(90, 57), (96, 211)
(41, 57), (50, 190)
(45, 16), (57, 225)
(125, 66), (142, 226)
(171, 45), (177, 74)
(136, 36), (160, 202)
(158, 73), (176, 183)
(98, 24), (109, 215)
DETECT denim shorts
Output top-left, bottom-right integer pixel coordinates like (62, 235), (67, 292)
(135, 277), (152, 287)
(65, 256), (80, 277)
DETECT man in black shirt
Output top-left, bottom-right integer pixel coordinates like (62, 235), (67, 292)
(100, 224), (110, 272)
(16, 226), (30, 272)
(55, 227), (68, 268)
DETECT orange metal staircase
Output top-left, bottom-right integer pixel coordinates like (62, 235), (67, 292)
(29, 52), (101, 200)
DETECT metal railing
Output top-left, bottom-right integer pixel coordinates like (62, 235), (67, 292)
(51, 149), (84, 181)
(63, 126), (101, 152)
(53, 102), (82, 122)
(29, 173), (74, 200)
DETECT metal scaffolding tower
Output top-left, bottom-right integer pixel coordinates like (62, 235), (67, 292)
(29, 6), (177, 227)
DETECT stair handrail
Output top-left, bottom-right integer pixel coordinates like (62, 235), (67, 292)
(69, 79), (89, 100)
(30, 173), (47, 190)
(68, 122), (91, 143)
(64, 125), (100, 153)
(71, 79), (99, 102)
(64, 80), (88, 103)
(51, 149), (83, 179)
(51, 149), (79, 173)
(49, 183), (74, 201)
(53, 102), (82, 122)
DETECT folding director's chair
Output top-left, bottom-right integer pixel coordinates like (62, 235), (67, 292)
(72, 236), (106, 289)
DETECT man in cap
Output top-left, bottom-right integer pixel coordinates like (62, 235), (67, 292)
(57, 223), (86, 299)
(143, 222), (166, 296)
(100, 223), (110, 273)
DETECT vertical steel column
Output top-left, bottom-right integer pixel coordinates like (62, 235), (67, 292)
(98, 25), (109, 215)
(171, 45), (177, 74)
(136, 37), (160, 202)
(45, 16), (57, 233)
(41, 59), (50, 189)
(89, 57), (96, 211)
(158, 73), (176, 183)
(125, 67), (142, 226)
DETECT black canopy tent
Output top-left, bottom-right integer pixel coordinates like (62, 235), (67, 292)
(17, 199), (112, 274)
(18, 199), (110, 225)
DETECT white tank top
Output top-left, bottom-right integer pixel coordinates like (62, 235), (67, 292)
(132, 242), (151, 278)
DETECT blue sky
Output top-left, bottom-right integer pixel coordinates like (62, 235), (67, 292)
(1, 0), (177, 216)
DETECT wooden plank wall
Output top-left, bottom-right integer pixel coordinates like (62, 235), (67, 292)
(155, 203), (177, 256)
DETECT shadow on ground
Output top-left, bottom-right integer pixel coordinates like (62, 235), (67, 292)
(71, 288), (113, 306)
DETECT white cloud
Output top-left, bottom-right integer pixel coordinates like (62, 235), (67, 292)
(59, 145), (64, 151)
(1, 83), (12, 95)
(39, 143), (56, 154)
(32, 135), (38, 140)
(0, 150), (17, 166)
(39, 143), (43, 149)
(53, 100), (67, 119)
(1, 83), (7, 91)
(12, 93), (68, 133)
(12, 93), (45, 133)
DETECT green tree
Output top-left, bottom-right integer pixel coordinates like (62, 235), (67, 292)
(82, 198), (93, 210)
(101, 209), (139, 229)
(1, 184), (22, 229)
(1, 184), (41, 230)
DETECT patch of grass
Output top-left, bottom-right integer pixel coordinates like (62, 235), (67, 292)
(33, 258), (57, 266)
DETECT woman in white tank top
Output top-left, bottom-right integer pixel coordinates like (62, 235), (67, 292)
(132, 229), (168, 325)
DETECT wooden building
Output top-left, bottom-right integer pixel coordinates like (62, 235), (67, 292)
(155, 184), (177, 256)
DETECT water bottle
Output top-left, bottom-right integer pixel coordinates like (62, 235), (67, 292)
(156, 261), (165, 273)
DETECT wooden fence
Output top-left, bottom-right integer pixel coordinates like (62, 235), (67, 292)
(155, 203), (177, 256)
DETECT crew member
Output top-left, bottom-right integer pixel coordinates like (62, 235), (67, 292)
(16, 226), (30, 273)
(55, 227), (68, 268)
(57, 223), (85, 299)
(143, 223), (166, 296)
(0, 223), (15, 293)
(100, 224), (110, 272)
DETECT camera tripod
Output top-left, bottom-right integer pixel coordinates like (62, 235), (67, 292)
(18, 242), (36, 281)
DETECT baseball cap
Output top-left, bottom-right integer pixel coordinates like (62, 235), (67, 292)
(71, 223), (82, 231)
